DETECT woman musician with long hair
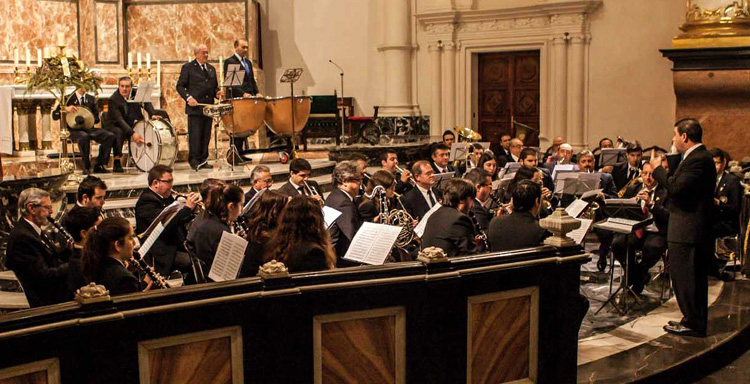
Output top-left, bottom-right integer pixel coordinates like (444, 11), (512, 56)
(239, 190), (288, 278)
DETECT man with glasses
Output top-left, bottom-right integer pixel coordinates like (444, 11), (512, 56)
(6, 188), (71, 307)
(509, 138), (524, 162)
(325, 161), (364, 266)
(245, 165), (273, 202)
(135, 165), (201, 275)
(464, 169), (494, 252)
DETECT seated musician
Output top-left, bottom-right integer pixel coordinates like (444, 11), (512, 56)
(6, 188), (71, 307)
(324, 161), (364, 266)
(244, 165), (272, 203)
(477, 152), (499, 180)
(576, 150), (618, 272)
(488, 180), (550, 252)
(223, 38), (262, 157)
(709, 148), (742, 280)
(442, 130), (456, 147)
(543, 143), (573, 174)
(81, 217), (151, 295)
(612, 142), (643, 193)
(379, 149), (413, 194)
(358, 170), (397, 223)
(430, 143), (456, 174)
(401, 160), (441, 220)
(421, 179), (479, 257)
(348, 152), (370, 198)
(240, 190), (288, 277)
(611, 162), (668, 294)
(61, 206), (102, 295)
(75, 175), (108, 211)
(509, 138), (524, 162)
(52, 87), (114, 174)
(186, 184), (245, 273)
(494, 134), (513, 167)
(266, 196), (336, 273)
(503, 165), (553, 218)
(105, 76), (157, 173)
(199, 178), (225, 205)
(457, 143), (485, 177)
(463, 168), (494, 232)
(543, 136), (565, 163)
(594, 137), (614, 171)
(277, 158), (322, 202)
(135, 165), (200, 275)
(519, 147), (557, 206)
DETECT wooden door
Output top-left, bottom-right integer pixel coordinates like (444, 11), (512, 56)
(477, 51), (540, 151)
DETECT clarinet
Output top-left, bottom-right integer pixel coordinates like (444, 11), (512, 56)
(130, 251), (170, 289)
(47, 216), (74, 244)
(468, 211), (490, 252)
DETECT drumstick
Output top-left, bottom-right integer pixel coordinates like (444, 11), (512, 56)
(194, 102), (215, 107)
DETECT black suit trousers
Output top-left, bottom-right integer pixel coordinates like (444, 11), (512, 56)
(104, 124), (127, 157)
(69, 128), (114, 168)
(669, 241), (711, 332)
(188, 115), (214, 166)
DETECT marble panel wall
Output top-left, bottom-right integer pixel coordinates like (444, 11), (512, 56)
(95, 0), (119, 63)
(0, 0), (80, 63)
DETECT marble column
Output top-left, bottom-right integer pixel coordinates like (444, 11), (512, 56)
(550, 36), (568, 143)
(429, 43), (443, 136)
(442, 42), (457, 130)
(39, 100), (55, 151)
(566, 35), (586, 149)
(14, 102), (36, 157)
(378, 0), (418, 116)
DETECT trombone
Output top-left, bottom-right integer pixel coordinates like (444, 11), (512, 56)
(302, 180), (321, 198)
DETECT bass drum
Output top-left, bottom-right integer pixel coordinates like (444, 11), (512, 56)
(129, 119), (178, 172)
(220, 97), (267, 138)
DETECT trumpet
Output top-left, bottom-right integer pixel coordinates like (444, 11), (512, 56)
(171, 189), (205, 209)
(394, 164), (416, 186)
(303, 180), (320, 198)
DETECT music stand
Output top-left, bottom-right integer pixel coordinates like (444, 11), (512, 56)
(599, 148), (626, 167)
(129, 82), (155, 172)
(222, 64), (246, 171)
(280, 68), (303, 159)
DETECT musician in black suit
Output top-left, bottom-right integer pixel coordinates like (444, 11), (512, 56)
(223, 38), (261, 155)
(520, 147), (557, 207)
(244, 165), (273, 204)
(576, 150), (617, 271)
(464, 168), (494, 232)
(594, 137), (614, 171)
(61, 206), (102, 295)
(276, 158), (322, 202)
(650, 118), (716, 337)
(401, 160), (442, 220)
(708, 148), (742, 280)
(105, 76), (158, 172)
(52, 88), (114, 174)
(542, 142), (573, 175)
(457, 143), (485, 177)
(379, 150), (413, 195)
(611, 142), (643, 192)
(421, 179), (479, 257)
(488, 180), (549, 252)
(430, 143), (456, 174)
(6, 188), (70, 307)
(324, 161), (364, 266)
(135, 165), (200, 276)
(176, 44), (225, 171)
(494, 134), (512, 167)
(611, 162), (669, 294)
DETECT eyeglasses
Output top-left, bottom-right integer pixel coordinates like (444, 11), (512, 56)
(158, 179), (174, 184)
(260, 178), (273, 183)
(33, 204), (53, 210)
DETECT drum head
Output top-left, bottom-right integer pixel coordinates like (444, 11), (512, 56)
(129, 119), (178, 172)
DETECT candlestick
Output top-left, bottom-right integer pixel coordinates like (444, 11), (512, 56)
(14, 48), (19, 67)
(157, 60), (161, 85)
(146, 53), (151, 69)
(37, 49), (42, 67)
(57, 32), (65, 47)
(137, 52), (142, 70)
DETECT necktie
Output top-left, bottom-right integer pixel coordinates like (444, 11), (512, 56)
(628, 169), (635, 180)
(201, 64), (208, 74)
(298, 186), (307, 196)
(241, 58), (250, 75)
(428, 191), (436, 207)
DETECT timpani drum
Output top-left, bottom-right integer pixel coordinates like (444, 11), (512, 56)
(129, 119), (178, 172)
(220, 97), (267, 138)
(263, 96), (312, 136)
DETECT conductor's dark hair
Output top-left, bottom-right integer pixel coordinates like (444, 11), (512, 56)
(674, 118), (703, 143)
(443, 179), (476, 208)
(442, 130), (455, 139)
(148, 164), (173, 186)
(77, 175), (107, 203)
(512, 180), (541, 213)
(62, 206), (101, 243)
(519, 147), (538, 161)
(289, 158), (312, 174)
(431, 143), (450, 157)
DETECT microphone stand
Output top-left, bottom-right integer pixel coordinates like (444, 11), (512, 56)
(329, 60), (346, 140)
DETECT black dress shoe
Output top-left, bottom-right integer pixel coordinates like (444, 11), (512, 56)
(93, 165), (111, 173)
(597, 256), (608, 272)
(201, 163), (214, 170)
(664, 323), (705, 337)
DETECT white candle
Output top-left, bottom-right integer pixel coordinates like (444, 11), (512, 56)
(14, 48), (19, 67)
(37, 49), (42, 67)
(127, 52), (132, 69)
(25, 48), (30, 67)
(57, 32), (65, 47)
(137, 52), (142, 69)
(157, 60), (161, 85)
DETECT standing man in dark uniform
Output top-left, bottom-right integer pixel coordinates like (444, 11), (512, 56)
(52, 88), (115, 174)
(650, 118), (716, 337)
(176, 44), (225, 171)
(224, 38), (262, 156)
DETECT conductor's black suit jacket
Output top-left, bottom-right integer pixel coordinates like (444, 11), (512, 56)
(421, 206), (478, 257)
(176, 60), (219, 116)
(223, 54), (259, 97)
(325, 188), (363, 267)
(6, 219), (70, 307)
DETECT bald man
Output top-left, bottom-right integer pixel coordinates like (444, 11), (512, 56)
(509, 138), (524, 162)
(176, 44), (225, 171)
(544, 136), (565, 162)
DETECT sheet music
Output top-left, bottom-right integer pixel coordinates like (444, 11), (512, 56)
(577, 173), (601, 193)
(580, 188), (603, 200)
(208, 231), (248, 282)
(566, 218), (593, 244)
(565, 199), (589, 218)
(449, 142), (469, 162)
(414, 203), (442, 238)
(551, 164), (576, 181)
(554, 173), (579, 195)
(223, 64), (245, 86)
(138, 222), (164, 256)
(600, 148), (626, 166)
(129, 82), (154, 103)
(604, 198), (638, 206)
(343, 222), (402, 265)
(322, 206), (342, 229)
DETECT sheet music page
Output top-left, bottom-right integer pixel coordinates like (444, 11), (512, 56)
(209, 231), (249, 282)
(554, 173), (578, 195)
(322, 206), (343, 229)
(414, 204), (442, 237)
(449, 143), (468, 161)
(551, 164), (576, 180)
(343, 222), (401, 265)
(580, 188), (603, 200)
(604, 197), (638, 205)
(565, 199), (589, 218)
(139, 222), (164, 256)
(566, 218), (593, 244)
